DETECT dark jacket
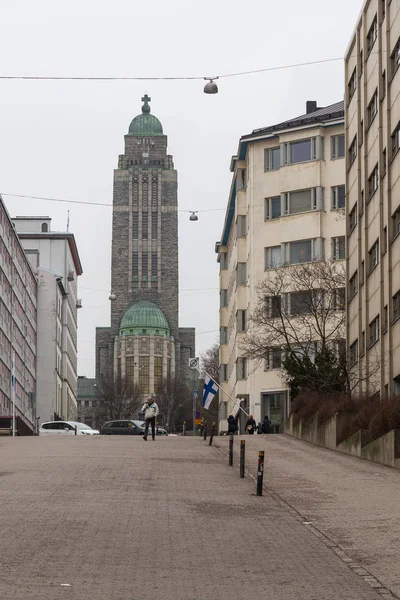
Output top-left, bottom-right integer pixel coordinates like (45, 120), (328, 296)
(227, 416), (237, 433)
(262, 418), (270, 434)
(245, 418), (256, 432)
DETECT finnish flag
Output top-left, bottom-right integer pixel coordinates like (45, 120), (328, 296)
(202, 375), (218, 410)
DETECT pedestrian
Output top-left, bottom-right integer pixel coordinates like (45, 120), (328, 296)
(227, 414), (237, 435)
(257, 421), (263, 434)
(245, 414), (256, 434)
(262, 415), (271, 434)
(141, 396), (159, 441)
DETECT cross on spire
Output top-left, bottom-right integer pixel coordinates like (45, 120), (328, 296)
(141, 94), (151, 114)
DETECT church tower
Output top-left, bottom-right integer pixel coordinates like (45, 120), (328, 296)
(96, 96), (195, 394)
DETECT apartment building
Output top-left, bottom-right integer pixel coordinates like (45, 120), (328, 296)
(13, 217), (83, 422)
(345, 0), (400, 396)
(216, 101), (345, 433)
(0, 195), (37, 433)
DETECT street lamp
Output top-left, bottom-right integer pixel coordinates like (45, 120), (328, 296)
(109, 292), (116, 301)
(203, 78), (219, 94)
(189, 211), (198, 221)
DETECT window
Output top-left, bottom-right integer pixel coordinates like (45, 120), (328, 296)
(383, 226), (388, 254)
(381, 70), (386, 100)
(220, 289), (228, 308)
(151, 213), (158, 239)
(334, 287), (346, 310)
(391, 38), (400, 79)
(84, 400), (89, 408)
(236, 309), (247, 332)
(348, 136), (357, 166)
(367, 16), (377, 55)
(220, 364), (228, 381)
(142, 213), (148, 239)
(360, 191), (364, 216)
(132, 251), (138, 277)
(360, 50), (363, 76)
(289, 239), (312, 264)
(139, 356), (150, 394)
(142, 252), (148, 275)
(392, 206), (400, 239)
(236, 262), (247, 285)
(360, 331), (365, 355)
(391, 122), (400, 157)
(220, 252), (228, 270)
(367, 90), (378, 126)
(349, 339), (358, 366)
(236, 215), (247, 238)
(360, 121), (364, 146)
(264, 147), (280, 171)
(393, 290), (400, 322)
(331, 135), (345, 159)
(265, 348), (282, 370)
(383, 305), (388, 332)
(282, 188), (322, 215)
(41, 222), (48, 232)
(236, 357), (247, 380)
(332, 236), (345, 260)
(132, 213), (139, 239)
(368, 239), (379, 273)
(360, 260), (365, 286)
(348, 68), (357, 100)
(265, 196), (281, 220)
(331, 185), (345, 209)
(283, 137), (320, 165)
(220, 327), (228, 344)
(267, 296), (282, 318)
(368, 165), (379, 199)
(381, 0), (386, 21)
(290, 291), (311, 315)
(369, 315), (380, 347)
(151, 253), (157, 277)
(349, 270), (358, 299)
(265, 246), (282, 269)
(382, 148), (387, 176)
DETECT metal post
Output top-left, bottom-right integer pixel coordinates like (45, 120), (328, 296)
(209, 422), (215, 446)
(183, 421), (186, 437)
(229, 433), (233, 466)
(257, 451), (264, 496)
(240, 440), (245, 478)
(11, 351), (15, 437)
(203, 422), (207, 441)
(75, 425), (77, 436)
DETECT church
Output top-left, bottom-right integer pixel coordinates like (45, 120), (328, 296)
(95, 95), (195, 394)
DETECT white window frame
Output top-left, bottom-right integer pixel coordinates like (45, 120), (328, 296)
(393, 290), (400, 323)
(348, 68), (357, 100)
(349, 136), (357, 166)
(367, 16), (377, 55)
(367, 90), (378, 127)
(392, 206), (400, 239)
(369, 315), (380, 348)
(391, 37), (400, 78)
(368, 165), (379, 200)
(236, 215), (247, 238)
(281, 187), (323, 216)
(368, 239), (379, 273)
(265, 246), (282, 270)
(349, 270), (358, 299)
(220, 289), (228, 308)
(264, 147), (280, 171)
(264, 347), (282, 371)
(349, 203), (358, 233)
(236, 309), (247, 333)
(220, 364), (228, 381)
(236, 262), (247, 285)
(331, 236), (345, 261)
(220, 327), (228, 345)
(265, 196), (281, 221)
(349, 339), (358, 366)
(331, 185), (345, 210)
(282, 137), (321, 166)
(331, 135), (345, 159)
(236, 357), (247, 380)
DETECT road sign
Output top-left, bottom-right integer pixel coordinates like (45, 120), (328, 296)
(195, 410), (201, 420)
(188, 357), (199, 370)
(195, 419), (202, 426)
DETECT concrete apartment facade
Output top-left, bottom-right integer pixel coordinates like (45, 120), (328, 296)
(0, 195), (37, 433)
(216, 101), (346, 433)
(13, 217), (83, 423)
(345, 0), (400, 396)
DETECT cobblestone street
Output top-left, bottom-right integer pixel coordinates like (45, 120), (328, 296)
(0, 435), (393, 600)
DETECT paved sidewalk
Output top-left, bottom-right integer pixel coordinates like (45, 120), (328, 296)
(215, 433), (400, 598)
(0, 436), (391, 600)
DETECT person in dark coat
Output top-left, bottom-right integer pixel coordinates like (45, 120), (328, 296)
(245, 415), (256, 434)
(227, 415), (237, 435)
(262, 416), (271, 434)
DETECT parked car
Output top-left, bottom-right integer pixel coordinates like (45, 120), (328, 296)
(100, 420), (146, 435)
(135, 421), (168, 436)
(39, 421), (100, 436)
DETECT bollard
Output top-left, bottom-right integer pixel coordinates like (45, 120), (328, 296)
(256, 451), (264, 496)
(229, 433), (234, 466)
(203, 422), (207, 441)
(240, 439), (245, 478)
(75, 425), (77, 436)
(209, 422), (216, 446)
(183, 421), (186, 437)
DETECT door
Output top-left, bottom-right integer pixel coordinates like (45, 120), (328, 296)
(261, 393), (285, 433)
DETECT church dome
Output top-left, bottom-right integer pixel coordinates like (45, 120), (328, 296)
(119, 301), (170, 336)
(128, 94), (163, 136)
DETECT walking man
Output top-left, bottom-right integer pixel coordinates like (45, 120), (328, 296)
(142, 396), (159, 441)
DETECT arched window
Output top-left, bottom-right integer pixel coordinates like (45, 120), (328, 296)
(41, 223), (48, 232)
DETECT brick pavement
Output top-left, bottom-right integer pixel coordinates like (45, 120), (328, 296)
(0, 435), (390, 600)
(215, 433), (400, 598)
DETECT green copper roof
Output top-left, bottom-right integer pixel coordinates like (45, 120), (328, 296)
(128, 94), (163, 136)
(119, 301), (170, 337)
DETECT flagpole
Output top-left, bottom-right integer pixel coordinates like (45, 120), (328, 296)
(204, 371), (249, 418)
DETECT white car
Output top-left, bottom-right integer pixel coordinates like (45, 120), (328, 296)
(39, 421), (100, 436)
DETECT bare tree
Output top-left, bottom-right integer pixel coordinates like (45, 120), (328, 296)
(241, 260), (348, 395)
(95, 373), (142, 421)
(200, 343), (219, 424)
(156, 376), (191, 431)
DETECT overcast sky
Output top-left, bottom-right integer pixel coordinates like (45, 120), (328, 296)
(0, 0), (362, 378)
